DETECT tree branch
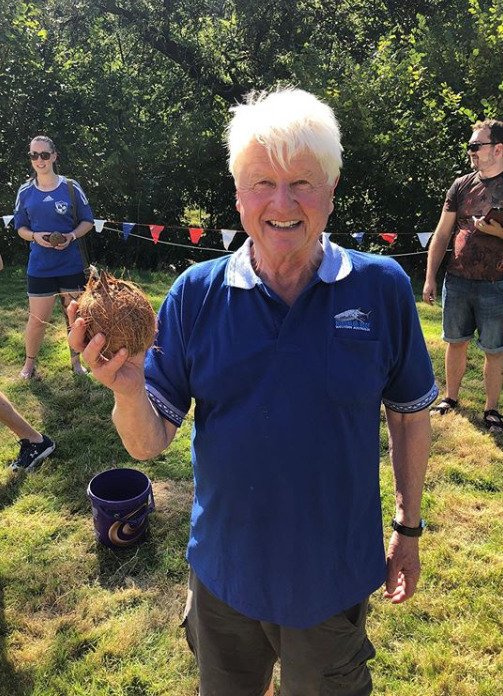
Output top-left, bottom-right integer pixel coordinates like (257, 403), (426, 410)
(99, 0), (246, 101)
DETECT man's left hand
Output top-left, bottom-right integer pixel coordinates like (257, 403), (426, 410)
(473, 216), (503, 239)
(384, 532), (420, 604)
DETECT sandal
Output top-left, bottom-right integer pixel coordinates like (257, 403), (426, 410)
(430, 397), (458, 415)
(483, 409), (503, 433)
(19, 356), (37, 380)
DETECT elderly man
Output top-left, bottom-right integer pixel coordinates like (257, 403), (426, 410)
(70, 88), (437, 696)
(423, 119), (503, 432)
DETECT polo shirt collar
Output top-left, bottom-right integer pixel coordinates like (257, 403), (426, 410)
(225, 235), (353, 289)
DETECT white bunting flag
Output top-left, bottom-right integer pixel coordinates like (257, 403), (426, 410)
(2, 215), (14, 228)
(94, 219), (106, 233)
(221, 229), (237, 251)
(416, 232), (433, 248)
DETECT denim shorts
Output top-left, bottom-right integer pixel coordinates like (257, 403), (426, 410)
(442, 273), (503, 353)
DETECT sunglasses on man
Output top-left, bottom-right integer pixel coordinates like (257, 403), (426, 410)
(466, 141), (497, 153)
(28, 151), (52, 160)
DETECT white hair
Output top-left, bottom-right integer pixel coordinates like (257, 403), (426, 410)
(226, 87), (343, 185)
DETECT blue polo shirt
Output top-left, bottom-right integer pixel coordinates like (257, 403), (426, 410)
(14, 176), (94, 277)
(145, 237), (438, 629)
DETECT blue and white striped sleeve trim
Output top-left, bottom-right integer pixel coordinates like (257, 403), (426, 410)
(72, 179), (90, 206)
(382, 383), (439, 413)
(146, 384), (186, 427)
(14, 181), (32, 213)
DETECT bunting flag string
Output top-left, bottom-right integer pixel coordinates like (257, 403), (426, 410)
(102, 223), (438, 258)
(0, 212), (434, 257)
(99, 224), (229, 255)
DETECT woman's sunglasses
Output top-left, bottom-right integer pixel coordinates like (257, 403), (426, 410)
(28, 151), (52, 160)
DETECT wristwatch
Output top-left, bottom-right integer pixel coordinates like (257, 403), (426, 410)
(391, 518), (426, 537)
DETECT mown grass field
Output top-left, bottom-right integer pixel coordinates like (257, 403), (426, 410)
(0, 263), (502, 696)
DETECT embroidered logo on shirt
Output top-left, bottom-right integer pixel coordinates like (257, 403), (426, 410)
(55, 201), (68, 214)
(43, 195), (54, 202)
(334, 309), (371, 332)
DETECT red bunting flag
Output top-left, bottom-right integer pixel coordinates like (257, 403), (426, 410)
(379, 232), (397, 244)
(189, 227), (204, 244)
(149, 224), (164, 244)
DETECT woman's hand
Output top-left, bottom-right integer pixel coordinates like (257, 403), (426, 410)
(53, 234), (73, 250)
(33, 232), (54, 248)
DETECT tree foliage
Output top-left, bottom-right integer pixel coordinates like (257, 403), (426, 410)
(1, 0), (502, 271)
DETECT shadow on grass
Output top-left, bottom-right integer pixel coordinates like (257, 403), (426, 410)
(95, 533), (167, 592)
(21, 373), (130, 513)
(0, 473), (24, 513)
(0, 580), (34, 696)
(95, 533), (158, 590)
(457, 405), (503, 453)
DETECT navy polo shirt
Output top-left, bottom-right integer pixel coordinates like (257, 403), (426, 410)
(14, 176), (94, 277)
(145, 236), (438, 629)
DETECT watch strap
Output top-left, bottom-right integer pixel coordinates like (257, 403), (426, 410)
(391, 518), (425, 537)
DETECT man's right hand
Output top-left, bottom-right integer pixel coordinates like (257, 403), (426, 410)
(67, 300), (146, 396)
(422, 280), (437, 305)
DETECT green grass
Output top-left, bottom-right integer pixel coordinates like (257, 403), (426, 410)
(0, 265), (502, 696)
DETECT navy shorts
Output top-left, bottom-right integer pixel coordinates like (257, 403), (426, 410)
(442, 273), (503, 353)
(27, 272), (87, 298)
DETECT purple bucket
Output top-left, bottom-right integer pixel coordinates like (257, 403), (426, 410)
(87, 468), (155, 548)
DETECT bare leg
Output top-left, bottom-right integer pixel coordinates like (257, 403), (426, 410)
(445, 341), (470, 402)
(0, 391), (43, 442)
(60, 292), (87, 374)
(20, 295), (57, 378)
(264, 680), (274, 696)
(483, 352), (503, 411)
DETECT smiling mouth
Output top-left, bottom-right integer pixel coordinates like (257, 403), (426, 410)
(267, 220), (301, 229)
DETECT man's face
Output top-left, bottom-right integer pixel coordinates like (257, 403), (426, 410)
(235, 142), (336, 260)
(468, 127), (500, 174)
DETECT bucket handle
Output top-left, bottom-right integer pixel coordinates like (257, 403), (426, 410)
(117, 495), (155, 527)
(93, 493), (155, 526)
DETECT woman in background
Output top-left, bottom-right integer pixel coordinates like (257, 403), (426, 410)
(14, 135), (94, 378)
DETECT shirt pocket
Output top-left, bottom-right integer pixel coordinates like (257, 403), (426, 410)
(327, 337), (384, 404)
